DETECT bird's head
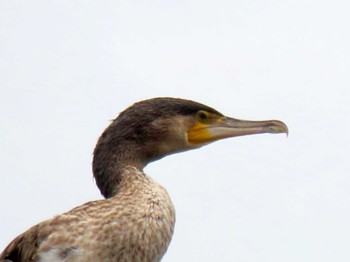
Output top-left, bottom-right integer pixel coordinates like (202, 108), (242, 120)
(93, 97), (288, 197)
(101, 97), (288, 164)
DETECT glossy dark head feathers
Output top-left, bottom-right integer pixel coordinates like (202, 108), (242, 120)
(121, 97), (222, 118)
(115, 97), (218, 128)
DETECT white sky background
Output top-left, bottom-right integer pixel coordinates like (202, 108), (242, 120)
(0, 1), (349, 261)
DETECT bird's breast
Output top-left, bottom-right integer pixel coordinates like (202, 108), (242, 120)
(91, 172), (176, 262)
(126, 175), (176, 261)
(35, 171), (176, 262)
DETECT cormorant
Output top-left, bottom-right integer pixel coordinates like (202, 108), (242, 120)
(0, 97), (288, 262)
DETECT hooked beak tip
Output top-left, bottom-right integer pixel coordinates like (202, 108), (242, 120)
(269, 120), (289, 136)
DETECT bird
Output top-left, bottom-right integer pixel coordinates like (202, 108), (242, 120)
(0, 97), (288, 262)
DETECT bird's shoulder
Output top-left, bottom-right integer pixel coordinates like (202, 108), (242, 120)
(0, 199), (104, 261)
(0, 219), (49, 261)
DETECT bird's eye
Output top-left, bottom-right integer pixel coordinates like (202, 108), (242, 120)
(197, 111), (209, 122)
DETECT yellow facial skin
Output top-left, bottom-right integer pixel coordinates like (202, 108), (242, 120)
(187, 111), (288, 145)
(187, 111), (225, 144)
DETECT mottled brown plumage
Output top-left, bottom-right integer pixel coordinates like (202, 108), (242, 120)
(1, 97), (288, 262)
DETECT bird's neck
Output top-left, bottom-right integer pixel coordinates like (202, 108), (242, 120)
(93, 141), (146, 198)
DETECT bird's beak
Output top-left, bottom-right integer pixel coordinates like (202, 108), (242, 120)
(187, 117), (288, 145)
